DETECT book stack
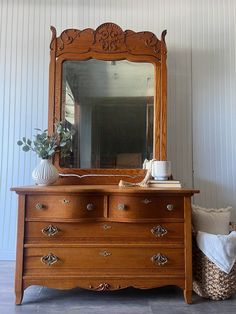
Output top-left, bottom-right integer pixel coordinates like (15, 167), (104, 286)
(148, 180), (182, 188)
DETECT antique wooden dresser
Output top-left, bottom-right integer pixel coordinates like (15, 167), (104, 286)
(12, 185), (197, 304)
(12, 23), (199, 304)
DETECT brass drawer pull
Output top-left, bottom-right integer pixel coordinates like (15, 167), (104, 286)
(166, 204), (174, 211)
(35, 203), (44, 210)
(99, 250), (112, 257)
(151, 253), (168, 266)
(151, 225), (167, 237)
(41, 253), (59, 266)
(42, 224), (59, 237)
(141, 198), (152, 204)
(117, 203), (126, 210)
(102, 224), (112, 230)
(86, 203), (95, 211)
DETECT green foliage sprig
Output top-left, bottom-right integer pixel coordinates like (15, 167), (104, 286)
(17, 121), (73, 159)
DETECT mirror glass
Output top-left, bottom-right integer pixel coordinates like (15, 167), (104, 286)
(60, 59), (154, 169)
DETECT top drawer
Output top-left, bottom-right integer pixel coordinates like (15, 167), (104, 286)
(108, 195), (183, 220)
(26, 195), (104, 219)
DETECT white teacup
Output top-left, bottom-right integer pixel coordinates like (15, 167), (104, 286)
(152, 160), (171, 180)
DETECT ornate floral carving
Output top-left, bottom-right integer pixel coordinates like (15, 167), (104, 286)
(144, 33), (161, 54)
(89, 283), (111, 291)
(51, 23), (166, 59)
(57, 29), (81, 51)
(95, 23), (125, 52)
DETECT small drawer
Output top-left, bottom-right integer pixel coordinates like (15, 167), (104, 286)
(25, 222), (184, 243)
(26, 195), (104, 219)
(108, 195), (183, 220)
(24, 247), (184, 275)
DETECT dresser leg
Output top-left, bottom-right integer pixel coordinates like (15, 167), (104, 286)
(15, 290), (23, 305)
(183, 289), (192, 304)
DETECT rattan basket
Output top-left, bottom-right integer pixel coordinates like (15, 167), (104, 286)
(193, 239), (236, 300)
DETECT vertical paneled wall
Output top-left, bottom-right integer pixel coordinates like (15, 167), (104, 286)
(192, 0), (236, 212)
(0, 0), (235, 260)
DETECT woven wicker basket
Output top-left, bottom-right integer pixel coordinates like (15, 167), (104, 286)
(193, 240), (236, 300)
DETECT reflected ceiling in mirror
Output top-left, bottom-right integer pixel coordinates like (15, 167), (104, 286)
(61, 59), (154, 169)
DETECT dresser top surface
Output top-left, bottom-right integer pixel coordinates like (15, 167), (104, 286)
(11, 185), (199, 195)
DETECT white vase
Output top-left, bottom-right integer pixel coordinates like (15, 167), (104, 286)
(32, 159), (59, 186)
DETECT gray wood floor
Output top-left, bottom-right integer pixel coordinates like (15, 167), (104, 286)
(1, 261), (235, 314)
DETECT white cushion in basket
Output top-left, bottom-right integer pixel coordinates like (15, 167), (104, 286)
(192, 204), (231, 235)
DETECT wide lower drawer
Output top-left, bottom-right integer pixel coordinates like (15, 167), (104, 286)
(24, 247), (185, 275)
(108, 195), (184, 220)
(25, 222), (184, 243)
(26, 195), (104, 219)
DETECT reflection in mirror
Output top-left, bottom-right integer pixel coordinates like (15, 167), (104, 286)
(61, 60), (154, 169)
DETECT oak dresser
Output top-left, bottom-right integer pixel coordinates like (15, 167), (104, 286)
(12, 185), (198, 304)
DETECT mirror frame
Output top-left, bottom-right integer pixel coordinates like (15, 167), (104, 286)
(48, 22), (167, 184)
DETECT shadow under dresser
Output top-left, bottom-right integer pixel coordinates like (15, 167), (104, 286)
(11, 185), (198, 304)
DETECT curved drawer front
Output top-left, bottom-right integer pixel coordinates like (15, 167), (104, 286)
(26, 195), (104, 219)
(25, 222), (184, 243)
(108, 195), (183, 220)
(24, 247), (184, 275)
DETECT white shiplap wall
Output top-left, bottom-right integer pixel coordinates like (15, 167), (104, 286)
(0, 0), (235, 260)
(192, 0), (236, 211)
